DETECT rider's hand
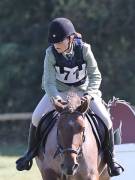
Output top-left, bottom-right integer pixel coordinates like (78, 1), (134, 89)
(81, 94), (93, 105)
(57, 99), (67, 105)
(52, 97), (67, 111)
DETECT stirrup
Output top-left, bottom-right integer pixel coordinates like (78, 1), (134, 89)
(108, 162), (124, 177)
(16, 144), (39, 171)
(16, 156), (33, 171)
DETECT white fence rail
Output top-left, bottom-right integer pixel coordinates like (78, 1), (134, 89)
(0, 113), (32, 121)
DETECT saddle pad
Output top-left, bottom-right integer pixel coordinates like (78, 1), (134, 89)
(86, 109), (107, 150)
(36, 110), (59, 151)
(36, 109), (107, 153)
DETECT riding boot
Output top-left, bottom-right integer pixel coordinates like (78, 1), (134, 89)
(106, 128), (124, 177)
(16, 123), (39, 171)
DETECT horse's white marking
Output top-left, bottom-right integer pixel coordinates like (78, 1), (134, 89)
(68, 119), (75, 127)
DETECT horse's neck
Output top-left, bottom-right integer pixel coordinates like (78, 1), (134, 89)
(79, 117), (99, 170)
(84, 116), (91, 133)
(83, 117), (98, 149)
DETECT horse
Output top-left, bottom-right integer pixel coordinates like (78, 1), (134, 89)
(36, 93), (110, 180)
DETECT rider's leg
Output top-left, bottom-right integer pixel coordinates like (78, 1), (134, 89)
(16, 123), (38, 171)
(16, 94), (54, 171)
(32, 94), (55, 127)
(90, 95), (124, 177)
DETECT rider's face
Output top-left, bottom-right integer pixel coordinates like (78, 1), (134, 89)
(54, 38), (70, 53)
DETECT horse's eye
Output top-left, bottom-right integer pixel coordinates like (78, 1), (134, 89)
(75, 124), (84, 132)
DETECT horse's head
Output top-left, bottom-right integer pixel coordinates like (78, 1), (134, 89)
(53, 93), (89, 175)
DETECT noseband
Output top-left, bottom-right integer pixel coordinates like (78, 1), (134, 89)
(54, 111), (85, 159)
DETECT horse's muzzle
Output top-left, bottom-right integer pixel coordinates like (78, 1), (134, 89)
(61, 163), (79, 175)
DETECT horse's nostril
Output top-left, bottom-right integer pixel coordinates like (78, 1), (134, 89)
(61, 163), (78, 175)
(61, 163), (64, 169)
(73, 163), (79, 171)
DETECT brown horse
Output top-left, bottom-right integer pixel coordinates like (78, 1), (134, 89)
(36, 93), (110, 180)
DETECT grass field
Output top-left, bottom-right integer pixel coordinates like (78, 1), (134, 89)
(0, 142), (41, 180)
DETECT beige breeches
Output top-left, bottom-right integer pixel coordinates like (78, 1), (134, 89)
(32, 91), (112, 130)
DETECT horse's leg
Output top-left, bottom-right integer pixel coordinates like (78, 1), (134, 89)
(84, 169), (99, 180)
(99, 167), (110, 180)
(85, 175), (99, 180)
(89, 173), (99, 180)
(40, 168), (60, 180)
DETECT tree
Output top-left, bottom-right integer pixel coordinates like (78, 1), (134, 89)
(0, 0), (135, 112)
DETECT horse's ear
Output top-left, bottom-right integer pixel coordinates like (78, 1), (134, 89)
(53, 98), (67, 113)
(77, 100), (89, 113)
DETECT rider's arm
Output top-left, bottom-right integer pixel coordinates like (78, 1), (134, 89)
(42, 46), (62, 101)
(83, 43), (102, 96)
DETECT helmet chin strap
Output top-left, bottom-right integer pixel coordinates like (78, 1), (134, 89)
(63, 37), (72, 53)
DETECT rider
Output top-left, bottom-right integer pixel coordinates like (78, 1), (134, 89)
(16, 17), (124, 176)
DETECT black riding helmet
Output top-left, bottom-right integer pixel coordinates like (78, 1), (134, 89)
(48, 17), (76, 44)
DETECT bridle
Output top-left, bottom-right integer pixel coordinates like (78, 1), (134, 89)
(53, 111), (85, 159)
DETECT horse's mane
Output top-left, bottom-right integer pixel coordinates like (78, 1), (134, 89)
(54, 88), (88, 113)
(66, 90), (81, 113)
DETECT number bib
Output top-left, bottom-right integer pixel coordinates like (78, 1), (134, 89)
(52, 37), (87, 85)
(55, 64), (87, 84)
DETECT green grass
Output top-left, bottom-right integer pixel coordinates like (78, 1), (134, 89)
(0, 156), (41, 180)
(0, 143), (41, 180)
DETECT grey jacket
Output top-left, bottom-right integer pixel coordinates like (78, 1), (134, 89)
(42, 42), (102, 100)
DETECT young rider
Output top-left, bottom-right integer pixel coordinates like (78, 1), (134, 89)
(16, 17), (124, 176)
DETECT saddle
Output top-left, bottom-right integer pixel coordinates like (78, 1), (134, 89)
(36, 110), (59, 152)
(36, 109), (107, 153)
(86, 109), (107, 150)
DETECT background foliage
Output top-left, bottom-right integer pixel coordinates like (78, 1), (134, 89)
(0, 0), (135, 113)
